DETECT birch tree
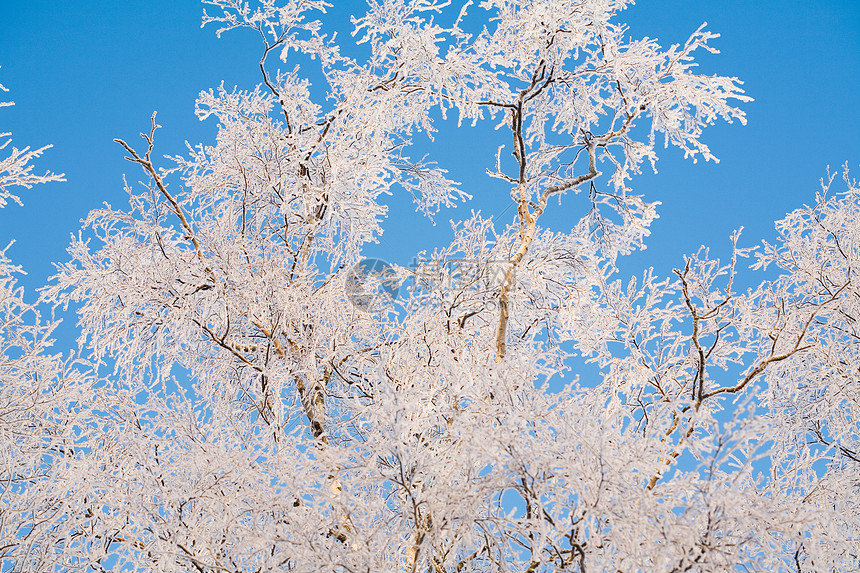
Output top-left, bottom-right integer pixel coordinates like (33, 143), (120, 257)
(2, 1), (859, 571)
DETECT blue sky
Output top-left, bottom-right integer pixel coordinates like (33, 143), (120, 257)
(1, 0), (859, 309)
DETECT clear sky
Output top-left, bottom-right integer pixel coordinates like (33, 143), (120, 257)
(1, 0), (859, 314)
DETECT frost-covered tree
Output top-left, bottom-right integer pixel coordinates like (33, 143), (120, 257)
(0, 76), (93, 571)
(3, 1), (859, 571)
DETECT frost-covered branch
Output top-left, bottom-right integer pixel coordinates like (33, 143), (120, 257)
(0, 75), (64, 206)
